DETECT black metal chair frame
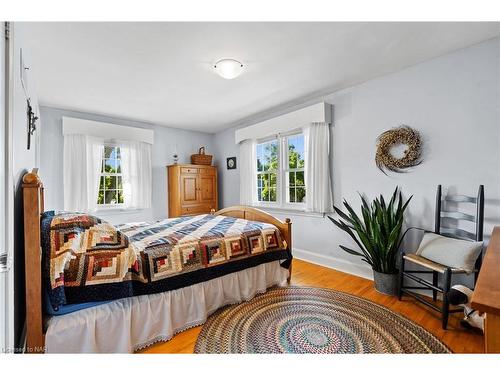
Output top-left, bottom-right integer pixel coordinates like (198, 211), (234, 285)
(398, 185), (484, 329)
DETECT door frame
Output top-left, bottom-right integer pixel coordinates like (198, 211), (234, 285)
(1, 21), (15, 353)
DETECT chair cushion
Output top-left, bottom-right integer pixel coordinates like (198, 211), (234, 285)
(415, 232), (483, 274)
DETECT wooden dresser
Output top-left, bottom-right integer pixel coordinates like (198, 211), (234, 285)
(167, 164), (218, 217)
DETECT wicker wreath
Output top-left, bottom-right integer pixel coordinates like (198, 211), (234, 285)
(375, 126), (422, 174)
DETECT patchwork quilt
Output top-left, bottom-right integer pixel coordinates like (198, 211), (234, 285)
(41, 212), (291, 311)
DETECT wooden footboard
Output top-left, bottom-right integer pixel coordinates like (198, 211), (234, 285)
(22, 169), (45, 353)
(212, 206), (292, 282)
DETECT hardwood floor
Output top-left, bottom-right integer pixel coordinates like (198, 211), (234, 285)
(141, 258), (484, 354)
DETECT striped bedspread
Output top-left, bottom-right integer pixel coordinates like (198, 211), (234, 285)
(41, 212), (291, 310)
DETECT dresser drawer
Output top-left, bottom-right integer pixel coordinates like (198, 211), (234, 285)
(180, 204), (214, 216)
(181, 167), (198, 174)
(199, 167), (215, 175)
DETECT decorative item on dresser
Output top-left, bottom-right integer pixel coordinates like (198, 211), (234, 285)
(167, 164), (218, 217)
(191, 146), (213, 166)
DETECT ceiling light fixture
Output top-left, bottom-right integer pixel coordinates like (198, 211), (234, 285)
(214, 59), (244, 79)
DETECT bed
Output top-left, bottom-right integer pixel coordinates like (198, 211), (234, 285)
(22, 169), (292, 353)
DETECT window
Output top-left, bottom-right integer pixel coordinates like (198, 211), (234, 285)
(97, 145), (124, 206)
(285, 134), (306, 203)
(255, 132), (306, 208)
(256, 139), (278, 203)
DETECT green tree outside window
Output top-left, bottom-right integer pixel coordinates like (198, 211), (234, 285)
(97, 145), (125, 205)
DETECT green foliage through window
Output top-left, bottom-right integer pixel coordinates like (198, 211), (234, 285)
(256, 140), (278, 202)
(286, 134), (306, 203)
(97, 146), (124, 205)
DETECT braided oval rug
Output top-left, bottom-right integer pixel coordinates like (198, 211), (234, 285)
(194, 287), (451, 354)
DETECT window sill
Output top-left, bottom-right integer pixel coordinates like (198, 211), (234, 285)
(95, 207), (144, 215)
(250, 205), (326, 218)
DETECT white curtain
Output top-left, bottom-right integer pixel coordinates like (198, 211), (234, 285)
(239, 139), (257, 206)
(120, 141), (152, 209)
(304, 122), (332, 213)
(63, 135), (103, 212)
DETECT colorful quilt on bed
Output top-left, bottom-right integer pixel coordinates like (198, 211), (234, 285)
(41, 212), (291, 311)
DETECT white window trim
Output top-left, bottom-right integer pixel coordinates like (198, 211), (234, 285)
(63, 117), (154, 144)
(254, 130), (306, 210)
(95, 207), (142, 214)
(255, 206), (325, 218)
(234, 102), (331, 144)
(97, 142), (125, 209)
(95, 205), (126, 212)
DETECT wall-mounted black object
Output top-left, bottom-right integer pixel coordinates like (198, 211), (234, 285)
(226, 157), (237, 170)
(27, 99), (38, 150)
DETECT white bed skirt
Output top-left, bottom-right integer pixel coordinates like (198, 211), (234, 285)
(45, 260), (289, 353)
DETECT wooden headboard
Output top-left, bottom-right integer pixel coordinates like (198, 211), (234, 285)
(22, 169), (45, 353)
(212, 206), (292, 250)
(21, 170), (293, 353)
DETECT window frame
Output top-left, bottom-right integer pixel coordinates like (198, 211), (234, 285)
(97, 142), (125, 209)
(254, 130), (306, 210)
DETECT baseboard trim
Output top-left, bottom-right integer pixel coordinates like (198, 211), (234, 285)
(293, 248), (374, 281)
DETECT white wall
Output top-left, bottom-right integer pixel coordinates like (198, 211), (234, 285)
(39, 106), (215, 224)
(213, 37), (500, 283)
(10, 23), (41, 349)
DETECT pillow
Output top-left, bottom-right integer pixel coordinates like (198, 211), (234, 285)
(415, 232), (483, 273)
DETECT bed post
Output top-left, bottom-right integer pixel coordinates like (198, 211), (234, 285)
(22, 169), (44, 353)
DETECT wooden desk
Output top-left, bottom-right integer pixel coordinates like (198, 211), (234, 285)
(471, 226), (500, 353)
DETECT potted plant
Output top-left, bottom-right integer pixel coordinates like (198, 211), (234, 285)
(328, 187), (412, 296)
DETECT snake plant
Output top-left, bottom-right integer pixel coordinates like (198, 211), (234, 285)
(328, 187), (412, 274)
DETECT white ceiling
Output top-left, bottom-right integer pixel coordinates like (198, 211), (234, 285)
(22, 22), (500, 133)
